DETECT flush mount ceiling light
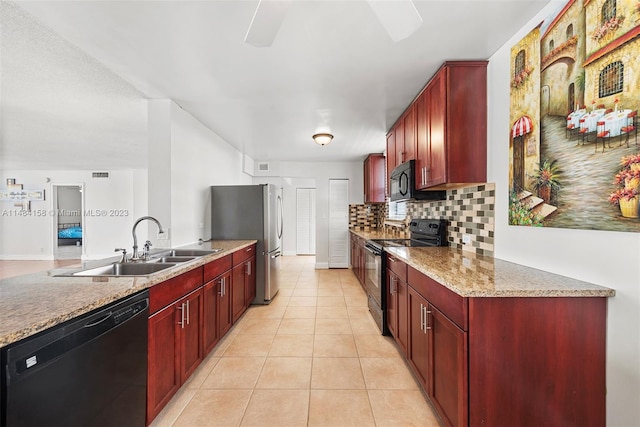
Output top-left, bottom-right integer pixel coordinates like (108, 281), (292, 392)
(313, 133), (333, 146)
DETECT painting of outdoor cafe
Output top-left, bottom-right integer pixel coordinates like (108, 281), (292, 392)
(509, 0), (640, 232)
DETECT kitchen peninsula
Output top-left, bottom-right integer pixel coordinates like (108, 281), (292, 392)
(0, 239), (256, 347)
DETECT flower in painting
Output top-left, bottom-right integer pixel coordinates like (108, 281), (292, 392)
(592, 16), (625, 42)
(609, 188), (639, 205)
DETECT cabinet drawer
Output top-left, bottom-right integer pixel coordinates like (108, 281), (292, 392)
(408, 265), (468, 331)
(149, 267), (203, 314)
(203, 254), (232, 282)
(232, 244), (256, 265)
(386, 253), (407, 282)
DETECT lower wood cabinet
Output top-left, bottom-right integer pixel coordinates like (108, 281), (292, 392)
(203, 269), (232, 354)
(147, 244), (256, 425)
(429, 304), (467, 427)
(147, 267), (204, 423)
(386, 268), (408, 356)
(397, 264), (606, 427)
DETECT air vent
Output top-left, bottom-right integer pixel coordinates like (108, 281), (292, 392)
(92, 172), (109, 178)
(258, 163), (269, 172)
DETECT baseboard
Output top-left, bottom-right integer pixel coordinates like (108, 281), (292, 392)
(0, 254), (54, 261)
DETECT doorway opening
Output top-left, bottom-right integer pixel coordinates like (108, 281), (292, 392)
(52, 184), (84, 260)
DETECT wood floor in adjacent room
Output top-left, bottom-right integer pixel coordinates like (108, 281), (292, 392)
(150, 255), (441, 427)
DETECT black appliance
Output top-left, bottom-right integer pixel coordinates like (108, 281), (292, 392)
(364, 218), (448, 334)
(1, 291), (149, 427)
(389, 160), (445, 202)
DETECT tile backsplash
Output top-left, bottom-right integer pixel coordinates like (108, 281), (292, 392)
(349, 183), (495, 256)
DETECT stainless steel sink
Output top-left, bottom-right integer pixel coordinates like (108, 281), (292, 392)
(149, 256), (197, 263)
(166, 249), (223, 256)
(72, 262), (177, 277)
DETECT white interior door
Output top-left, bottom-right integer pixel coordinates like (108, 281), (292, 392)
(296, 188), (316, 255)
(328, 179), (349, 268)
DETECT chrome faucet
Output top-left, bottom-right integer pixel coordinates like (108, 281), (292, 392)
(131, 216), (164, 261)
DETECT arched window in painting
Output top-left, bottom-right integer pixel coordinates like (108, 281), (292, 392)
(515, 50), (526, 77)
(599, 61), (624, 97)
(549, 39), (555, 52)
(566, 24), (574, 39)
(601, 0), (616, 24)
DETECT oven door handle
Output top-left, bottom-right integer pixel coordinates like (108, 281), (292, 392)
(364, 245), (381, 256)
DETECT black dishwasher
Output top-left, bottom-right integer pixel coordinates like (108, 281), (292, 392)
(1, 290), (149, 427)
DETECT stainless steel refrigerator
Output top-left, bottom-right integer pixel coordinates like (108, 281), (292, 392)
(210, 184), (282, 304)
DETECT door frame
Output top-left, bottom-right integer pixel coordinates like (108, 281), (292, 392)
(51, 183), (86, 260)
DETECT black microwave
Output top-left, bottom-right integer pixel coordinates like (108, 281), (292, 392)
(389, 160), (445, 202)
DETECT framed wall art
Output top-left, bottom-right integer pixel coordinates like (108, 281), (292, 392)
(509, 0), (640, 232)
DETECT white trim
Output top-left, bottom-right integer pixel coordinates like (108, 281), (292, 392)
(315, 262), (329, 269)
(0, 255), (54, 261)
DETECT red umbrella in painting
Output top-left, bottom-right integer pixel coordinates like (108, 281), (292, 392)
(512, 115), (533, 138)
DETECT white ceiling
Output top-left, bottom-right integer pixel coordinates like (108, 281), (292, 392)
(1, 0), (551, 170)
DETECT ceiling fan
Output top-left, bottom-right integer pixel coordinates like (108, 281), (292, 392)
(244, 0), (424, 47)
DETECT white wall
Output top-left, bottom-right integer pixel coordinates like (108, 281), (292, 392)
(253, 176), (317, 256)
(488, 3), (640, 425)
(147, 100), (252, 249)
(0, 169), (147, 260)
(253, 160), (363, 268)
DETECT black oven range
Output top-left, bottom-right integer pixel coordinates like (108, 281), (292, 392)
(363, 218), (448, 334)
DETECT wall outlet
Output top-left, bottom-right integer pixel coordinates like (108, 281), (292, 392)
(462, 234), (472, 245)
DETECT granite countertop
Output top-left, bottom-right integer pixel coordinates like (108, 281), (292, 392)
(0, 240), (256, 348)
(350, 230), (615, 298)
(350, 229), (409, 240)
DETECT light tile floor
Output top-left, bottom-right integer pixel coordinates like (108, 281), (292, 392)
(150, 255), (442, 427)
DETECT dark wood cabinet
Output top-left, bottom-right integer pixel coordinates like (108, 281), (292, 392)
(147, 300), (180, 422)
(429, 304), (468, 427)
(403, 106), (416, 162)
(178, 289), (203, 383)
(385, 132), (396, 197)
(386, 269), (408, 356)
(386, 253), (408, 355)
(350, 233), (365, 287)
(407, 286), (430, 388)
(216, 270), (233, 338)
(415, 61), (487, 190)
(202, 254), (233, 354)
(400, 264), (606, 427)
(231, 244), (256, 322)
(147, 268), (204, 423)
(147, 245), (256, 424)
(232, 255), (255, 322)
(364, 153), (386, 203)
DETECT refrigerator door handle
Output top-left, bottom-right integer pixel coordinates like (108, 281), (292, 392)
(277, 194), (283, 239)
(270, 250), (281, 259)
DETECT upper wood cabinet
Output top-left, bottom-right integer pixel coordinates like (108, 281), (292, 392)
(364, 153), (386, 203)
(387, 61), (487, 193)
(402, 106), (417, 162)
(416, 61), (487, 189)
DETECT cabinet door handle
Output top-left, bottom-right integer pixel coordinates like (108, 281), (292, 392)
(186, 300), (190, 326)
(419, 303), (425, 332)
(246, 261), (251, 276)
(219, 277), (225, 296)
(388, 257), (396, 263)
(177, 303), (185, 329)
(425, 308), (432, 331)
(246, 247), (252, 252)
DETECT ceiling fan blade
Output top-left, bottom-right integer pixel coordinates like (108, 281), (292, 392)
(244, 0), (292, 47)
(367, 0), (423, 42)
